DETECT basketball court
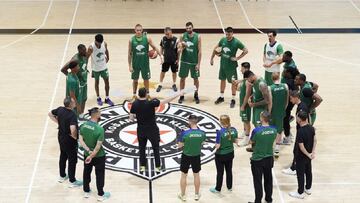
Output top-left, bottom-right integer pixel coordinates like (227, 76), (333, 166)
(1, 0), (360, 202)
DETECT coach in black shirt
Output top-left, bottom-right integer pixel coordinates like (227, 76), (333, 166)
(289, 111), (317, 199)
(48, 97), (82, 187)
(130, 87), (185, 173)
(156, 27), (180, 93)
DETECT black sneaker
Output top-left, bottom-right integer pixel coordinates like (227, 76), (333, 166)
(214, 97), (224, 104)
(230, 99), (236, 108)
(172, 84), (178, 92)
(156, 85), (162, 92)
(178, 96), (184, 104)
(194, 92), (200, 104)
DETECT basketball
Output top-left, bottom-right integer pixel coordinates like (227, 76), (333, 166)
(215, 47), (222, 56)
(148, 49), (157, 59)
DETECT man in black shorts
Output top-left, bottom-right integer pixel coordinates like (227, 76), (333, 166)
(129, 87), (185, 173)
(156, 27), (180, 92)
(48, 97), (83, 187)
(177, 115), (206, 201)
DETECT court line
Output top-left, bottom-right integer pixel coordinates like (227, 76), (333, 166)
(0, 0), (53, 49)
(349, 0), (360, 13)
(278, 182), (360, 186)
(288, 16), (302, 34)
(24, 0), (79, 202)
(237, 0), (360, 67)
(212, 0), (226, 34)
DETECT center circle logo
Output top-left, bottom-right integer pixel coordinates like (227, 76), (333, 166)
(78, 101), (221, 180)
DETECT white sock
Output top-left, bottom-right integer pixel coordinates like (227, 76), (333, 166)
(232, 95), (235, 100)
(275, 144), (280, 150)
(220, 93), (224, 98)
(159, 82), (163, 86)
(106, 96), (109, 99)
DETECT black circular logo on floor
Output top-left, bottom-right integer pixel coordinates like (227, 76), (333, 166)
(78, 101), (220, 180)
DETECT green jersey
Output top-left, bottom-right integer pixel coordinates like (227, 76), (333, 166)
(131, 34), (149, 69)
(239, 79), (247, 106)
(179, 128), (206, 156)
(250, 125), (277, 161)
(252, 77), (267, 103)
(215, 127), (238, 155)
(283, 59), (297, 70)
(180, 32), (199, 65)
(66, 73), (79, 100)
(80, 121), (105, 157)
(218, 37), (245, 69)
(75, 54), (88, 85)
(300, 82), (315, 112)
(270, 83), (288, 117)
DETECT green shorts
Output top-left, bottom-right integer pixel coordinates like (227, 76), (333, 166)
(270, 114), (285, 134)
(219, 67), (238, 83)
(309, 111), (316, 125)
(132, 65), (151, 80)
(240, 105), (251, 122)
(179, 62), (199, 79)
(252, 106), (266, 127)
(264, 71), (275, 85)
(78, 83), (87, 103)
(92, 69), (109, 81)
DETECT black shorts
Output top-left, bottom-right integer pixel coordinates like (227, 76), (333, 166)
(162, 62), (178, 73)
(180, 154), (201, 174)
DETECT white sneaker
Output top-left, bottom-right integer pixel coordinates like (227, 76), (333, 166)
(289, 191), (305, 199)
(97, 192), (110, 202)
(69, 180), (83, 188)
(194, 193), (201, 201)
(239, 136), (249, 147)
(274, 150), (280, 158)
(58, 175), (68, 183)
(177, 193), (186, 201)
(282, 168), (296, 176)
(305, 188), (312, 195)
(84, 191), (91, 198)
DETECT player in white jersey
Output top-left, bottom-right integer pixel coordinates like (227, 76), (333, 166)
(87, 34), (114, 106)
(263, 30), (284, 85)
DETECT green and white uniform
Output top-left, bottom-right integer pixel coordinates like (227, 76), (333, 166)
(252, 77), (267, 127)
(131, 34), (150, 80)
(218, 37), (245, 83)
(250, 125), (277, 161)
(90, 42), (109, 81)
(240, 79), (251, 122)
(300, 82), (316, 125)
(80, 120), (105, 158)
(270, 83), (288, 133)
(75, 54), (88, 103)
(263, 42), (284, 85)
(179, 32), (200, 79)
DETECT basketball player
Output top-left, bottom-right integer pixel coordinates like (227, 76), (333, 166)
(178, 22), (202, 104)
(128, 24), (163, 100)
(249, 111), (277, 203)
(177, 115), (206, 201)
(209, 115), (238, 194)
(61, 44), (89, 116)
(87, 34), (114, 106)
(289, 111), (316, 199)
(263, 30), (284, 85)
(156, 27), (180, 92)
(48, 97), (83, 187)
(270, 72), (289, 157)
(264, 51), (298, 83)
(210, 27), (248, 108)
(294, 74), (323, 125)
(65, 61), (81, 114)
(79, 107), (110, 201)
(129, 87), (184, 173)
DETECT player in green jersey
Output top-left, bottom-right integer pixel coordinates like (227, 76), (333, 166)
(65, 61), (81, 114)
(210, 27), (248, 108)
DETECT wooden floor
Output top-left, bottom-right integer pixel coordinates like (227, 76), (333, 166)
(1, 0), (360, 202)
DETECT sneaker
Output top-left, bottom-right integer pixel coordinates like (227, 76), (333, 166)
(281, 137), (291, 145)
(246, 147), (253, 152)
(155, 167), (161, 173)
(194, 92), (200, 104)
(84, 191), (91, 198)
(289, 115), (295, 123)
(105, 98), (114, 106)
(69, 180), (83, 188)
(239, 136), (249, 147)
(58, 175), (68, 183)
(227, 188), (232, 192)
(140, 166), (146, 173)
(282, 168), (296, 176)
(214, 97), (224, 105)
(194, 193), (201, 201)
(172, 84), (178, 92)
(178, 96), (184, 104)
(177, 193), (186, 201)
(230, 99), (236, 108)
(289, 191), (305, 199)
(97, 192), (111, 202)
(156, 85), (162, 92)
(274, 150), (280, 158)
(97, 97), (103, 106)
(209, 187), (220, 194)
(305, 188), (312, 195)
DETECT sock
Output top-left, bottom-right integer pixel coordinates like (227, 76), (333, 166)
(275, 144), (280, 150)
(220, 93), (224, 98)
(232, 94), (235, 100)
(106, 96), (109, 99)
(159, 82), (162, 86)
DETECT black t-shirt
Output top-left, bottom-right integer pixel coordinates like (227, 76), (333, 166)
(160, 36), (178, 63)
(294, 124), (315, 160)
(296, 101), (310, 129)
(130, 99), (161, 132)
(284, 78), (298, 91)
(51, 107), (78, 144)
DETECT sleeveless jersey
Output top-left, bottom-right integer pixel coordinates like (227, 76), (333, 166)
(180, 32), (199, 65)
(90, 42), (107, 72)
(264, 41), (283, 73)
(131, 34), (149, 69)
